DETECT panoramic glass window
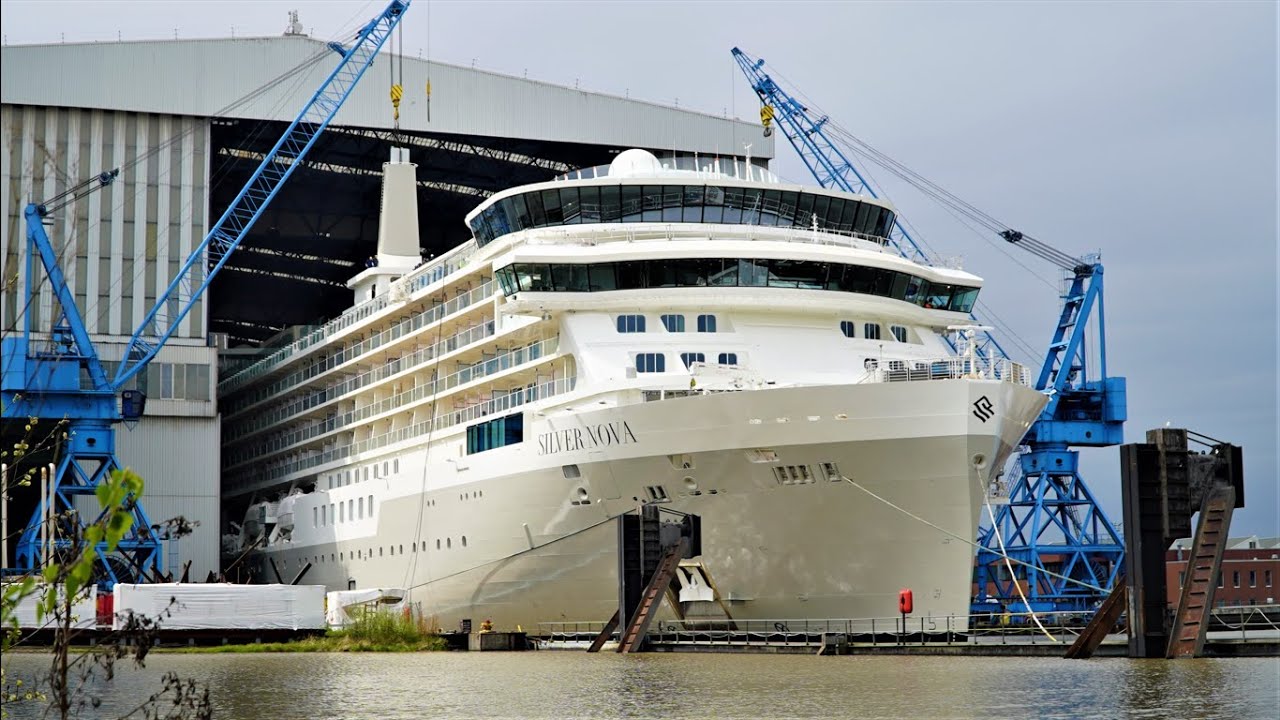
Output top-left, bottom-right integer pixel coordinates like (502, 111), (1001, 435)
(469, 183), (897, 247)
(495, 258), (979, 313)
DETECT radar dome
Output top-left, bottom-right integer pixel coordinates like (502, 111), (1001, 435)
(608, 148), (662, 178)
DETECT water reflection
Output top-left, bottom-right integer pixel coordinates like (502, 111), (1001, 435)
(2, 652), (1276, 719)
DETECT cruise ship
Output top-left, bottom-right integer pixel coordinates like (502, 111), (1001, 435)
(219, 147), (1047, 630)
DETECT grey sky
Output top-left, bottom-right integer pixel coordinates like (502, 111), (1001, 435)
(2, 0), (1277, 536)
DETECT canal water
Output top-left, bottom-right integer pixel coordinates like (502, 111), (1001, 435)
(2, 652), (1276, 718)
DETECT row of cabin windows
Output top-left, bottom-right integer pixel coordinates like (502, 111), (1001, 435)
(679, 352), (739, 368)
(469, 184), (896, 247)
(637, 352), (740, 373)
(314, 495), (375, 527)
(465, 412), (525, 455)
(300, 537), (472, 566)
(621, 313), (718, 333)
(326, 459), (401, 489)
(495, 259), (978, 313)
(841, 320), (910, 343)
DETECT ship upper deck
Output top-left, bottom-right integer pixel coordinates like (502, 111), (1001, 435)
(464, 149), (897, 249)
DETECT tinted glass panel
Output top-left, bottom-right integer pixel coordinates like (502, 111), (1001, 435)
(641, 186), (663, 222)
(722, 187), (744, 223)
(542, 189), (564, 224)
(578, 186), (600, 223)
(854, 201), (874, 236)
(740, 188), (763, 224)
(662, 186), (683, 222)
(621, 185), (643, 222)
(950, 287), (980, 313)
(795, 193), (815, 228)
(561, 187), (581, 225)
(510, 194), (531, 230)
(759, 190), (781, 227)
(599, 185), (621, 222)
(682, 186), (704, 222)
(838, 200), (858, 233)
(708, 258), (737, 286)
(526, 190), (547, 227)
(703, 186), (726, 223)
(615, 261), (647, 289)
(739, 258), (769, 286)
(811, 195), (830, 230)
(589, 263), (617, 291)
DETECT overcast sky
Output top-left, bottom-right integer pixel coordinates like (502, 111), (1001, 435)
(2, 0), (1276, 536)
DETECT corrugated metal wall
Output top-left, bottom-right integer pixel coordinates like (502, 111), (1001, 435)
(0, 36), (773, 158)
(116, 415), (221, 581)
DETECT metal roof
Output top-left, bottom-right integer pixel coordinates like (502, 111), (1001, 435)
(0, 35), (774, 158)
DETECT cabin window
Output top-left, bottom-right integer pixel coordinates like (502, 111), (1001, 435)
(680, 352), (705, 369)
(635, 353), (666, 373)
(616, 314), (646, 333)
(840, 320), (856, 338)
(890, 325), (908, 343)
(864, 323), (882, 341)
(368, 495), (374, 517)
(718, 353), (738, 366)
(661, 314), (685, 332)
(697, 314), (717, 333)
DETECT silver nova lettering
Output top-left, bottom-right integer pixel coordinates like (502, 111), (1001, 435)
(537, 421), (638, 455)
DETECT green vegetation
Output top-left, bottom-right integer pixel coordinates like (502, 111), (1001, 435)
(162, 612), (447, 653)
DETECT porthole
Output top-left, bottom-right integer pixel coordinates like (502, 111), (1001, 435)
(436, 539), (441, 550)
(447, 538), (452, 549)
(462, 536), (468, 547)
(399, 544), (404, 554)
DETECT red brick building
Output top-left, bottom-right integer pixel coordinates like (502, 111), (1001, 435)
(1167, 536), (1280, 608)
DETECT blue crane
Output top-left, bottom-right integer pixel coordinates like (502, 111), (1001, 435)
(0, 0), (411, 587)
(732, 47), (1126, 615)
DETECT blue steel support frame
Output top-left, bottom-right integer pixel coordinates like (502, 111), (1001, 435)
(2, 0), (411, 587)
(732, 48), (1125, 614)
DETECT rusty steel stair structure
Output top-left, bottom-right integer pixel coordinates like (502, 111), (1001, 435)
(1166, 484), (1237, 658)
(1063, 576), (1128, 659)
(618, 536), (689, 653)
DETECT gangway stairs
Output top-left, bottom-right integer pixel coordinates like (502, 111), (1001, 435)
(1167, 484), (1237, 658)
(618, 537), (689, 654)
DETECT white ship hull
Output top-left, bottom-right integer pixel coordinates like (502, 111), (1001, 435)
(251, 377), (1045, 631)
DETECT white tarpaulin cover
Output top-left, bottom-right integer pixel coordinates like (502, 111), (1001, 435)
(5, 584), (97, 630)
(325, 587), (407, 628)
(112, 583), (325, 631)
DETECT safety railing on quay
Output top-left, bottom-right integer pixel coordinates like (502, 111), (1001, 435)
(222, 336), (561, 469)
(536, 611), (1116, 648)
(222, 280), (495, 416)
(222, 319), (500, 443)
(224, 375), (577, 494)
(218, 242), (479, 395)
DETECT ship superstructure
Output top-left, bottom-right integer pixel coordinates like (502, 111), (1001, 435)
(219, 148), (1046, 628)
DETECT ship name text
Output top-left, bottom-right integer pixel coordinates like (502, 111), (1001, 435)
(538, 421), (638, 456)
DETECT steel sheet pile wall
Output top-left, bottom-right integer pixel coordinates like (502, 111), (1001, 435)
(112, 583), (325, 630)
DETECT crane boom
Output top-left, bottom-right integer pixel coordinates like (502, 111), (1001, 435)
(113, 0), (410, 388)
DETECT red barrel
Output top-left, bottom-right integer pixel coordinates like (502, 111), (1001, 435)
(898, 588), (913, 615)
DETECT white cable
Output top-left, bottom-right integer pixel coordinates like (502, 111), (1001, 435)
(972, 469), (1059, 643)
(839, 474), (1100, 607)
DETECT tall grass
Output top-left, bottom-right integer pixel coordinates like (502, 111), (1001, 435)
(167, 610), (446, 653)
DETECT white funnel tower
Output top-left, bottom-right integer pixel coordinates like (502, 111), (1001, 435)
(348, 147), (421, 303)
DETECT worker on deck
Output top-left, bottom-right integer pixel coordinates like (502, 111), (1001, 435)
(479, 618), (493, 633)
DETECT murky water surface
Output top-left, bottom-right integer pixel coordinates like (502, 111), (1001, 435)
(3, 651), (1277, 719)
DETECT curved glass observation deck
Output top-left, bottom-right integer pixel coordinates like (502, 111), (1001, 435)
(495, 257), (980, 313)
(467, 150), (896, 249)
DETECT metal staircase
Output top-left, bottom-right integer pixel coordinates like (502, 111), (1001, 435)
(618, 537), (689, 654)
(1167, 484), (1237, 658)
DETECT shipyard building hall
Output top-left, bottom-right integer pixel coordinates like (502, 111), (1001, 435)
(0, 33), (771, 580)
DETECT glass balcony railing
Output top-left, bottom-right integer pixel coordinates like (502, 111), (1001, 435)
(223, 375), (577, 495)
(221, 281), (494, 417)
(219, 242), (479, 394)
(222, 336), (561, 468)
